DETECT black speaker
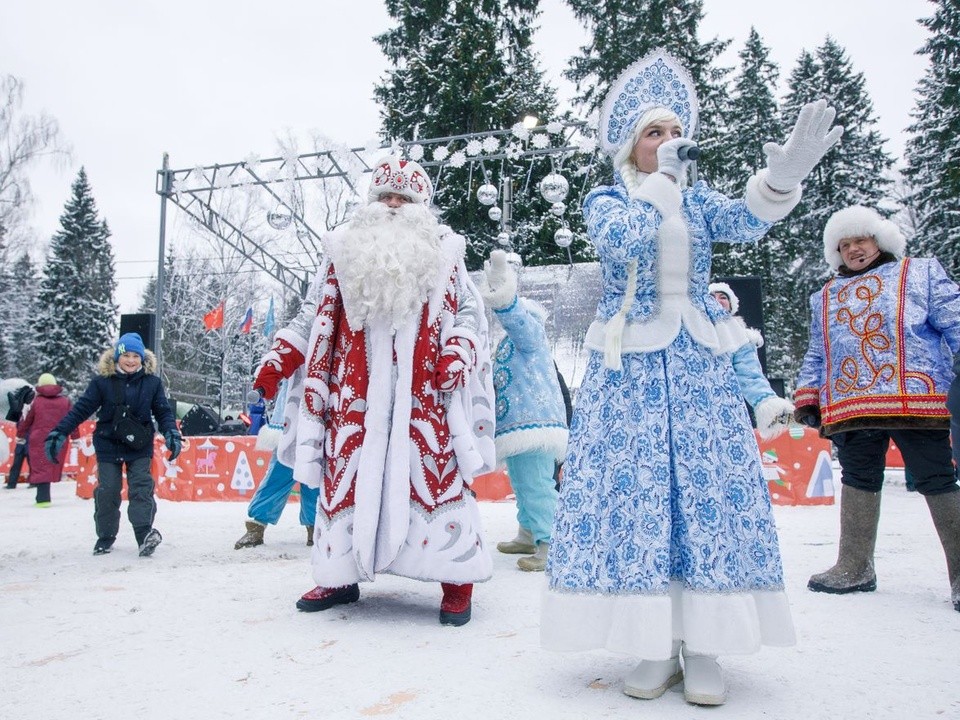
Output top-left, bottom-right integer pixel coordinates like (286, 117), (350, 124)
(119, 313), (157, 352)
(217, 419), (247, 436)
(180, 404), (221, 436)
(713, 275), (768, 374)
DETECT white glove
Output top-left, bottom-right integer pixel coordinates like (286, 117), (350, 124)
(484, 250), (509, 292)
(656, 138), (697, 182)
(480, 249), (517, 310)
(764, 99), (844, 192)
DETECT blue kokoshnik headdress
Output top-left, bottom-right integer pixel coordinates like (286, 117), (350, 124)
(599, 49), (699, 157)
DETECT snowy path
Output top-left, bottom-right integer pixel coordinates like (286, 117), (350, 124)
(1, 481), (958, 719)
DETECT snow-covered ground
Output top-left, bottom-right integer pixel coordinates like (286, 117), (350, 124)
(2, 476), (958, 720)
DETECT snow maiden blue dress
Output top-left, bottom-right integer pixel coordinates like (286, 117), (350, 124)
(541, 51), (812, 661)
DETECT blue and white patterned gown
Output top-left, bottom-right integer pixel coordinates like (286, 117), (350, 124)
(542, 170), (799, 659)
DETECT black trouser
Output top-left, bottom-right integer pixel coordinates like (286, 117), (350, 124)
(94, 457), (156, 540)
(35, 482), (51, 503)
(833, 428), (959, 496)
(6, 443), (28, 487)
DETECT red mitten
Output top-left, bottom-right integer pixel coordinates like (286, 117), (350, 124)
(434, 349), (468, 393)
(253, 339), (305, 400)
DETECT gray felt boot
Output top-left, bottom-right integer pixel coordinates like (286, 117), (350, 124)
(925, 491), (960, 612)
(808, 485), (880, 594)
(497, 526), (536, 555)
(235, 520), (266, 549)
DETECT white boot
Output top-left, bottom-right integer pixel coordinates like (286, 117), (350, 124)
(682, 650), (726, 706)
(517, 541), (549, 572)
(497, 526), (536, 555)
(623, 642), (682, 700)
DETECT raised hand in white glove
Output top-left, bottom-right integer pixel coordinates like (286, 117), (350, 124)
(764, 99), (844, 192)
(480, 249), (517, 309)
(655, 138), (698, 183)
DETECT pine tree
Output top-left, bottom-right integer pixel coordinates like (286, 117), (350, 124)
(31, 168), (117, 390)
(764, 40), (894, 383)
(711, 28), (783, 280)
(0, 252), (40, 378)
(563, 0), (732, 182)
(904, 0), (960, 278)
(374, 0), (564, 268)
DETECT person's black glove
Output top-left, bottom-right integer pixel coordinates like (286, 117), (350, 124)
(45, 431), (67, 462)
(793, 406), (821, 429)
(5, 385), (35, 422)
(164, 430), (182, 461)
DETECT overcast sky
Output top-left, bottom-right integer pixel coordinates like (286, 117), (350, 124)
(1, 0), (932, 311)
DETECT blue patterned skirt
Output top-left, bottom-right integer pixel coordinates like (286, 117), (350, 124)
(542, 330), (795, 657)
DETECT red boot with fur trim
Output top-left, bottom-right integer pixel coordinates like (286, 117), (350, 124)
(439, 582), (473, 626)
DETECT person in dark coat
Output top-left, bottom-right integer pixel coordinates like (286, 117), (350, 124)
(17, 374), (76, 505)
(46, 333), (182, 556)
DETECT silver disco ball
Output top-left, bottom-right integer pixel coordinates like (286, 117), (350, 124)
(554, 227), (573, 248)
(539, 173), (569, 204)
(550, 201), (566, 217)
(496, 232), (511, 246)
(477, 183), (499, 206)
(488, 206), (502, 222)
(267, 207), (293, 230)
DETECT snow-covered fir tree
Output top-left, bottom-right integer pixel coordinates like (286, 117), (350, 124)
(904, 0), (960, 279)
(765, 40), (894, 383)
(711, 27), (783, 280)
(563, 0), (732, 183)
(375, 0), (571, 268)
(0, 251), (40, 379)
(31, 168), (117, 391)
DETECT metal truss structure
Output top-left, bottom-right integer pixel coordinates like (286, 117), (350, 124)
(153, 119), (601, 368)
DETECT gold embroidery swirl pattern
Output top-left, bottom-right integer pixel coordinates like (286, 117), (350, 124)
(833, 275), (895, 394)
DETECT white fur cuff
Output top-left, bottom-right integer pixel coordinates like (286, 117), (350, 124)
(745, 170), (801, 223)
(755, 395), (796, 440)
(482, 267), (518, 310)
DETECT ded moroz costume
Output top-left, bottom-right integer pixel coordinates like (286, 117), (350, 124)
(253, 156), (496, 625)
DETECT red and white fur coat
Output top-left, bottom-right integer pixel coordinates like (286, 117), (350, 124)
(258, 205), (496, 585)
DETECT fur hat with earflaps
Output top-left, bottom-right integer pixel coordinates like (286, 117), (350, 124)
(822, 205), (906, 271)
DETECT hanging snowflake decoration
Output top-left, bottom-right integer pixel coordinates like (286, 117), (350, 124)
(554, 227), (573, 248)
(364, 137), (382, 153)
(511, 122), (530, 141)
(577, 137), (598, 154)
(477, 183), (499, 206)
(189, 166), (206, 185)
(488, 206), (502, 222)
(243, 153), (261, 176)
(448, 150), (467, 168)
(496, 232), (511, 246)
(482, 136), (500, 154)
(408, 144), (425, 161)
(213, 170), (235, 189)
(267, 205), (293, 231)
(531, 133), (550, 149)
(505, 143), (522, 161)
(546, 121), (564, 135)
(432, 146), (450, 162)
(550, 202), (566, 217)
(539, 173), (570, 203)
(466, 139), (483, 156)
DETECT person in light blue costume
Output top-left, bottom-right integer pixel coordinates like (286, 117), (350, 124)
(234, 378), (319, 549)
(540, 49), (843, 707)
(480, 250), (569, 571)
(708, 282), (794, 439)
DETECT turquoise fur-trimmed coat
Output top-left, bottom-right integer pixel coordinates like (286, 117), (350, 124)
(484, 268), (568, 463)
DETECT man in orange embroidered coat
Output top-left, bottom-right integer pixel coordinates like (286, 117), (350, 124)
(793, 205), (960, 611)
(253, 156), (496, 625)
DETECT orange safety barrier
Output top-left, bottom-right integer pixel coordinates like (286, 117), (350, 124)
(2, 421), (835, 506)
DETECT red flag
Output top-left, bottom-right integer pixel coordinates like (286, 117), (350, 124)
(203, 301), (225, 331)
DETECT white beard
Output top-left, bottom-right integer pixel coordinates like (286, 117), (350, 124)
(329, 201), (444, 330)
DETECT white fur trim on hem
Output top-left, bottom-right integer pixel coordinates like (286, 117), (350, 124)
(586, 308), (751, 356)
(745, 170), (801, 223)
(495, 426), (569, 463)
(541, 581), (796, 658)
